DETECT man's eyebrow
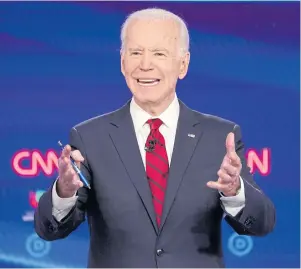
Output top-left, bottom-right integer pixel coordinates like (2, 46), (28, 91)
(129, 47), (144, 51)
(128, 47), (170, 54)
(149, 48), (169, 53)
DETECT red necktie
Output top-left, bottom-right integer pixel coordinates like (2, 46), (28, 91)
(145, 118), (169, 227)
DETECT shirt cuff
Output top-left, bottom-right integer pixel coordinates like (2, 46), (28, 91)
(220, 176), (246, 217)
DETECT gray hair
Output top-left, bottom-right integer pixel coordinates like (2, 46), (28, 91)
(120, 8), (190, 56)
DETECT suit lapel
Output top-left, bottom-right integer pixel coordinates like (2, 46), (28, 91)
(108, 101), (159, 234)
(159, 101), (204, 233)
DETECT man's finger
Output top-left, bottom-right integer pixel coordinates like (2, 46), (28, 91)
(62, 165), (75, 182)
(58, 156), (70, 173)
(71, 150), (84, 162)
(207, 181), (228, 192)
(221, 154), (240, 174)
(61, 144), (71, 158)
(221, 162), (239, 178)
(77, 181), (83, 188)
(75, 161), (81, 168)
(217, 169), (232, 183)
(226, 132), (235, 155)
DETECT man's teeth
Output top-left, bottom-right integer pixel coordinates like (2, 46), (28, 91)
(138, 79), (158, 82)
(137, 79), (160, 86)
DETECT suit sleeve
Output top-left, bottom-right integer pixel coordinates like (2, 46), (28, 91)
(34, 127), (91, 241)
(223, 124), (276, 236)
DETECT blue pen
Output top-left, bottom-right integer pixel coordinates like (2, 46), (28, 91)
(58, 141), (91, 189)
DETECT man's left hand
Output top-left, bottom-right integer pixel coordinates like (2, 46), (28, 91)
(207, 132), (242, 196)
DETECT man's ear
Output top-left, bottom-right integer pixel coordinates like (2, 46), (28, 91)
(121, 52), (125, 76)
(178, 52), (190, 80)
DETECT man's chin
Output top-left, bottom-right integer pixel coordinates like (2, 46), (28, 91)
(135, 95), (162, 105)
(133, 90), (175, 106)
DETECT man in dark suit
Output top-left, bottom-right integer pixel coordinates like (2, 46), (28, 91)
(34, 7), (275, 268)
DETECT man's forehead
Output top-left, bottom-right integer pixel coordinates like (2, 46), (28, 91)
(126, 35), (178, 48)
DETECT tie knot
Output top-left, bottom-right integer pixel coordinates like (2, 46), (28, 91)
(147, 118), (163, 130)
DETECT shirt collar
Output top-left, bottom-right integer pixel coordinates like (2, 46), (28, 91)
(130, 94), (180, 131)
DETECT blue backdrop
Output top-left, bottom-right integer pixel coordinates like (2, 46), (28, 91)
(0, 1), (300, 268)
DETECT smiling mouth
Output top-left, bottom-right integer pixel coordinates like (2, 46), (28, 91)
(136, 78), (160, 86)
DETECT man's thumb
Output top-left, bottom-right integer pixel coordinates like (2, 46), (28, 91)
(226, 132), (235, 153)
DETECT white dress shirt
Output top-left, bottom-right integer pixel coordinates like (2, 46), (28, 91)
(52, 95), (245, 221)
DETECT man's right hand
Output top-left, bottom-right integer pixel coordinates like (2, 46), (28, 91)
(57, 144), (84, 198)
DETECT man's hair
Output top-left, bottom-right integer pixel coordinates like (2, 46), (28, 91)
(120, 7), (190, 56)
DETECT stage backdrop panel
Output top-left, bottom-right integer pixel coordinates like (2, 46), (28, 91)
(0, 1), (299, 268)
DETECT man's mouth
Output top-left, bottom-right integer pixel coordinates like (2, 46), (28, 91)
(136, 78), (160, 86)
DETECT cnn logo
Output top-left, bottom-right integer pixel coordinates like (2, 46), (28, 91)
(11, 148), (271, 177)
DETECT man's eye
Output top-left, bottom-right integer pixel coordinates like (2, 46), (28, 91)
(155, 52), (166, 57)
(130, 52), (141, 56)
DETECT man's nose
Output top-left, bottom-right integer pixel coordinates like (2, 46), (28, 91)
(139, 53), (153, 71)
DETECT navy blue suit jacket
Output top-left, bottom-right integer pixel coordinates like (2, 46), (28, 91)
(34, 99), (275, 268)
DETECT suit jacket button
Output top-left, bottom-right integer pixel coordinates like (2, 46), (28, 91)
(48, 225), (54, 232)
(48, 224), (57, 233)
(156, 249), (164, 256)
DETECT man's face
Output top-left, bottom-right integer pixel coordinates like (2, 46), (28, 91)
(121, 18), (190, 107)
